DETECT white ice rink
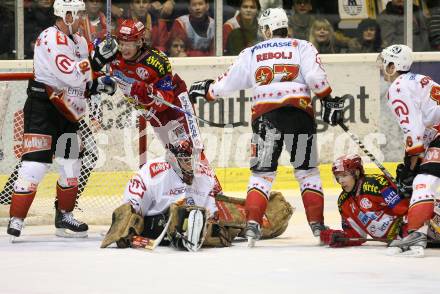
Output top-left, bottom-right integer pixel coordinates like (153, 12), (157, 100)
(0, 191), (439, 294)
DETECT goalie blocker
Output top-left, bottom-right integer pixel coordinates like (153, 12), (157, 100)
(101, 191), (294, 250)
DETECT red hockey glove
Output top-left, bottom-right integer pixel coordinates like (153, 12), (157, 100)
(130, 81), (158, 108)
(320, 229), (349, 247)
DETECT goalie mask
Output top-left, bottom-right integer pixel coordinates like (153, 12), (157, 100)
(166, 140), (195, 185)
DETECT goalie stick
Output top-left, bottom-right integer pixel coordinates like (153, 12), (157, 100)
(131, 216), (172, 250)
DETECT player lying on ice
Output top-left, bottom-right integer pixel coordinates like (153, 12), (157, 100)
(100, 139), (294, 251)
(320, 154), (440, 257)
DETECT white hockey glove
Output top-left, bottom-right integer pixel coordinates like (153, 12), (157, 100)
(90, 38), (119, 71)
(321, 96), (344, 126)
(89, 76), (117, 96)
(188, 79), (214, 103)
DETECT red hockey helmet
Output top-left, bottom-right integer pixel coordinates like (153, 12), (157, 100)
(116, 19), (146, 42)
(332, 154), (364, 177)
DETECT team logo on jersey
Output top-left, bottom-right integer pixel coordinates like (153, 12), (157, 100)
(360, 197), (372, 209)
(128, 174), (146, 198)
(150, 162), (171, 177)
(56, 31), (68, 45)
(430, 85), (440, 105)
(55, 54), (75, 74)
(136, 67), (149, 80)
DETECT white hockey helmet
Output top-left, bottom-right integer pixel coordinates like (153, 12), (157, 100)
(378, 44), (413, 73)
(258, 8), (289, 36)
(53, 0), (86, 24)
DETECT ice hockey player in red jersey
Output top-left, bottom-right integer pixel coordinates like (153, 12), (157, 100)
(377, 44), (440, 256)
(320, 154), (410, 247)
(188, 8), (344, 247)
(7, 0), (118, 239)
(111, 19), (222, 195)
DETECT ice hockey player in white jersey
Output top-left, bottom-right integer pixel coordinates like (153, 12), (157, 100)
(6, 0), (118, 239)
(189, 8), (344, 247)
(378, 44), (440, 257)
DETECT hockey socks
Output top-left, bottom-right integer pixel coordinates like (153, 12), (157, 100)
(56, 183), (78, 212)
(10, 191), (36, 219)
(302, 189), (324, 224)
(244, 189), (268, 224)
(408, 201), (434, 232)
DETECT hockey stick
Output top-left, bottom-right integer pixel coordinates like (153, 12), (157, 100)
(338, 122), (406, 194)
(149, 93), (243, 128)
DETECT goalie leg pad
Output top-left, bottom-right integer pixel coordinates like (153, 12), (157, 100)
(167, 204), (208, 252)
(101, 203), (144, 248)
(261, 191), (295, 238)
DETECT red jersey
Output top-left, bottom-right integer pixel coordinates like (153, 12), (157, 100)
(337, 174), (409, 245)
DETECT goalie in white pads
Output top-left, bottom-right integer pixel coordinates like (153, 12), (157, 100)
(101, 140), (295, 251)
(378, 44), (440, 256)
(6, 0), (118, 239)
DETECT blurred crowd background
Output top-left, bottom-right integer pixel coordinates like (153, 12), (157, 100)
(1, 0), (440, 59)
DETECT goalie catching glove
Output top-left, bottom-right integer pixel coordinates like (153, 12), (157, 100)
(321, 96), (344, 126)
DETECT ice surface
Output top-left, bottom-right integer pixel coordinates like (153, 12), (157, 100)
(0, 191), (439, 294)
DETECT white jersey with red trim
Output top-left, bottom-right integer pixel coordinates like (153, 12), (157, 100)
(386, 73), (440, 155)
(208, 37), (332, 121)
(122, 157), (217, 217)
(33, 26), (93, 119)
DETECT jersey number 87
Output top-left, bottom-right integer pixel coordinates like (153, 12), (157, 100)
(255, 64), (299, 85)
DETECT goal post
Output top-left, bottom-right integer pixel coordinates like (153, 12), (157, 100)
(0, 71), (148, 225)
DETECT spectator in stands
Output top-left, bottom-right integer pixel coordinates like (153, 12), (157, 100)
(24, 0), (56, 58)
(0, 3), (15, 59)
(223, 0), (260, 55)
(288, 0), (314, 40)
(309, 17), (345, 54)
(81, 0), (107, 43)
(427, 0), (440, 50)
(167, 0), (215, 56)
(167, 37), (188, 57)
(377, 0), (430, 51)
(347, 18), (382, 53)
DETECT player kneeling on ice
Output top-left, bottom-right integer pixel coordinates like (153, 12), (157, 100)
(376, 44), (440, 256)
(101, 140), (294, 251)
(321, 154), (440, 256)
(7, 0), (118, 240)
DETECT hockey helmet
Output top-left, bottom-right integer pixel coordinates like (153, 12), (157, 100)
(332, 154), (364, 177)
(117, 19), (146, 42)
(378, 44), (413, 74)
(167, 140), (194, 185)
(53, 0), (86, 24)
(258, 8), (289, 36)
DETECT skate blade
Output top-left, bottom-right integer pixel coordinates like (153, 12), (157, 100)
(55, 228), (88, 238)
(247, 237), (256, 248)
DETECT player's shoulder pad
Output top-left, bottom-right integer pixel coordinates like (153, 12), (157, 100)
(361, 174), (390, 195)
(138, 47), (172, 78)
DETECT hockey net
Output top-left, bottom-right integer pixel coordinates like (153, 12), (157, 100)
(0, 72), (147, 226)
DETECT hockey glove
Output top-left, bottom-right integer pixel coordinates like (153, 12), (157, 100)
(90, 38), (119, 71)
(89, 76), (117, 96)
(188, 79), (214, 103)
(321, 96), (344, 126)
(396, 163), (416, 198)
(320, 229), (348, 247)
(129, 81), (158, 108)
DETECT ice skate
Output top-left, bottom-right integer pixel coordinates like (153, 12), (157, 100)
(55, 210), (88, 238)
(387, 231), (427, 257)
(7, 217), (24, 242)
(245, 221), (261, 248)
(310, 222), (328, 237)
